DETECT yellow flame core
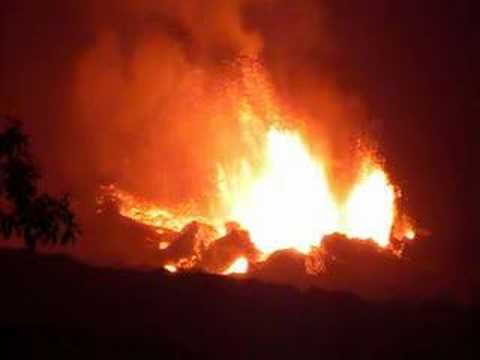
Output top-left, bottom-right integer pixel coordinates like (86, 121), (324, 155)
(164, 264), (177, 273)
(222, 257), (248, 275)
(405, 229), (415, 240)
(219, 127), (339, 254)
(218, 125), (397, 253)
(342, 165), (396, 247)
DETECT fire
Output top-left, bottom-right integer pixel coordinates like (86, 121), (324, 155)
(99, 60), (415, 275)
(158, 241), (170, 250)
(164, 264), (177, 273)
(222, 257), (248, 275)
(218, 126), (339, 254)
(342, 161), (395, 247)
(218, 123), (397, 253)
(405, 229), (415, 240)
(99, 185), (213, 233)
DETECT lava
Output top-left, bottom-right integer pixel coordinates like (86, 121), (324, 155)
(222, 257), (248, 275)
(218, 126), (339, 254)
(405, 229), (415, 240)
(164, 264), (177, 273)
(99, 60), (415, 275)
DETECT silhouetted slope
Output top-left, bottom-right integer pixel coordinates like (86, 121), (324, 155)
(0, 250), (474, 359)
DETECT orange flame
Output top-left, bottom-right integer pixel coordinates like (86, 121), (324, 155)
(100, 185), (215, 233)
(99, 60), (415, 273)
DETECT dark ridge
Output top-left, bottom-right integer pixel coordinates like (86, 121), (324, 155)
(0, 249), (474, 359)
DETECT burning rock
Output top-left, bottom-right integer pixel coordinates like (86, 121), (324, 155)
(199, 225), (259, 273)
(158, 221), (216, 270)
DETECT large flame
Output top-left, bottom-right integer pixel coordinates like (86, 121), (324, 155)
(218, 126), (339, 254)
(100, 60), (414, 273)
(217, 122), (397, 253)
(342, 161), (396, 247)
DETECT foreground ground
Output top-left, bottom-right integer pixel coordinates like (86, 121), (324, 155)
(0, 250), (474, 359)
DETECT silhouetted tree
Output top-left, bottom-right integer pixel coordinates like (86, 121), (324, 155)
(0, 116), (80, 251)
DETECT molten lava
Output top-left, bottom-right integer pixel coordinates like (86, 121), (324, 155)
(217, 123), (398, 252)
(164, 264), (177, 273)
(100, 60), (415, 275)
(222, 257), (248, 275)
(405, 229), (415, 240)
(218, 127), (339, 254)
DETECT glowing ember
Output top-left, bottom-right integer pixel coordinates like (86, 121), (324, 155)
(405, 229), (415, 240)
(158, 241), (170, 250)
(164, 264), (177, 273)
(222, 257), (248, 275)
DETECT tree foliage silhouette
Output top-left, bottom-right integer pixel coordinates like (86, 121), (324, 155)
(0, 116), (80, 251)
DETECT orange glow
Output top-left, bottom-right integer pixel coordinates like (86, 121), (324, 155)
(100, 184), (216, 233)
(222, 257), (248, 275)
(99, 60), (415, 274)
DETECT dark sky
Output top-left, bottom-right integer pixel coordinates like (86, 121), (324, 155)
(0, 1), (476, 272)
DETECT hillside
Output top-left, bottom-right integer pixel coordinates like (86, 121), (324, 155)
(0, 250), (473, 359)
